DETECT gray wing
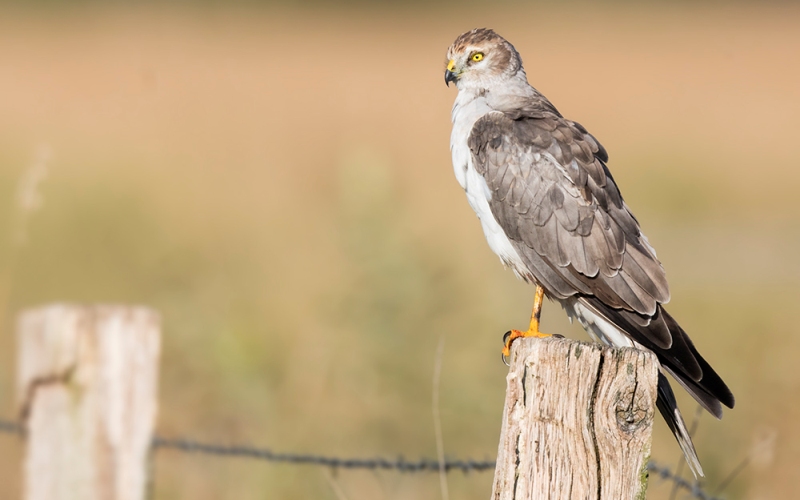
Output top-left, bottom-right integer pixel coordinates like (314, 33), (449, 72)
(468, 107), (670, 320)
(468, 104), (735, 417)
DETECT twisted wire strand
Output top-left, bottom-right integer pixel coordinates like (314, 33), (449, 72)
(153, 436), (495, 473)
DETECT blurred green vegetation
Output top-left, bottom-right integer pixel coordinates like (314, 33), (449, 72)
(0, 2), (798, 499)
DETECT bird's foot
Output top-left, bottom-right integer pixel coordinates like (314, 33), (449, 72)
(501, 328), (563, 365)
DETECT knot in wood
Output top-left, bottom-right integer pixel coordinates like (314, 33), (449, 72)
(614, 387), (649, 432)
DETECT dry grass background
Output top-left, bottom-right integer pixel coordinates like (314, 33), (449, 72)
(0, 2), (798, 498)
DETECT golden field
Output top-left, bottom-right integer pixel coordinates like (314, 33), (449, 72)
(0, 3), (798, 498)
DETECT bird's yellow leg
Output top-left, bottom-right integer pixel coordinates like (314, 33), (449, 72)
(502, 285), (552, 361)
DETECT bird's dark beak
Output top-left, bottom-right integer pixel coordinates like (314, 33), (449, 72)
(445, 69), (458, 87)
(445, 59), (458, 87)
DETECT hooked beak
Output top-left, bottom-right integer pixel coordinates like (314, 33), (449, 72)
(445, 59), (459, 86)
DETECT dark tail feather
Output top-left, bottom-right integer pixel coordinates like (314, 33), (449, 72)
(656, 372), (704, 478)
(660, 309), (736, 413)
(581, 297), (735, 418)
(663, 365), (723, 419)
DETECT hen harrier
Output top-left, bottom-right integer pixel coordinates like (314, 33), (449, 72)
(444, 28), (734, 477)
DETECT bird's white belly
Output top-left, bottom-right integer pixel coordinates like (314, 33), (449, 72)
(450, 94), (532, 281)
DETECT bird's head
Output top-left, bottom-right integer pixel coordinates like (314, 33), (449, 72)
(444, 28), (525, 91)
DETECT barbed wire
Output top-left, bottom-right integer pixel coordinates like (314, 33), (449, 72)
(0, 416), (724, 498)
(647, 460), (722, 500)
(153, 435), (495, 473)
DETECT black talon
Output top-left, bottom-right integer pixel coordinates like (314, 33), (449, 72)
(501, 331), (513, 366)
(554, 334), (565, 339)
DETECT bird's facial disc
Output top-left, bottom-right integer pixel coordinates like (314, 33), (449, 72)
(445, 47), (489, 87)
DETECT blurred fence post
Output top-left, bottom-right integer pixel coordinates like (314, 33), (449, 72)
(16, 305), (161, 500)
(491, 337), (658, 499)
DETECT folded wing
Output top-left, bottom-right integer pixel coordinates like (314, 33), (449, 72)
(468, 101), (734, 415)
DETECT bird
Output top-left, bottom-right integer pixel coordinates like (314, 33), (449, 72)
(444, 28), (734, 478)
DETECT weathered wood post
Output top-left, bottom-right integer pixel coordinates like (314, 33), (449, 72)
(491, 337), (658, 500)
(16, 305), (161, 500)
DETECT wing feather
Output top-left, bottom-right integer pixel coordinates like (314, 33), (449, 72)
(468, 106), (671, 337)
(467, 103), (736, 416)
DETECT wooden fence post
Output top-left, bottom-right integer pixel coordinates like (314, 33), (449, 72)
(491, 337), (658, 500)
(15, 305), (161, 500)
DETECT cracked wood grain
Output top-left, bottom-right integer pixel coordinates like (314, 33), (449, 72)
(16, 305), (161, 500)
(490, 337), (658, 500)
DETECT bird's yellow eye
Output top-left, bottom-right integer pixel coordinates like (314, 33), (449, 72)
(471, 52), (484, 62)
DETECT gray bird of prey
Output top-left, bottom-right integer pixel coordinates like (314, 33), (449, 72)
(444, 28), (734, 477)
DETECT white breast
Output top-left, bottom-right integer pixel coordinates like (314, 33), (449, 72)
(450, 92), (533, 282)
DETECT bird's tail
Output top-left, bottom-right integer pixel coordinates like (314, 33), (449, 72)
(571, 297), (734, 477)
(656, 371), (703, 478)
